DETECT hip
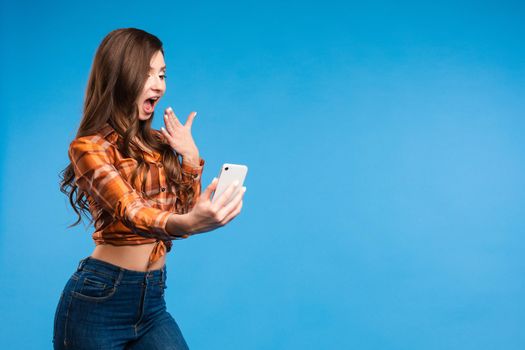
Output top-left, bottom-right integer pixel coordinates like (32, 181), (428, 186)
(53, 256), (172, 348)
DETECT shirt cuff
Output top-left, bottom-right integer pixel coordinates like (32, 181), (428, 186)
(181, 157), (205, 173)
(181, 157), (205, 183)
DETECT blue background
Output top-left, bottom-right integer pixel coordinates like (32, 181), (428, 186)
(1, 0), (524, 349)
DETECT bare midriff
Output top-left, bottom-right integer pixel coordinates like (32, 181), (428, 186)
(90, 242), (166, 272)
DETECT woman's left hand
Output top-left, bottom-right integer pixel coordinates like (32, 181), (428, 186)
(160, 107), (200, 163)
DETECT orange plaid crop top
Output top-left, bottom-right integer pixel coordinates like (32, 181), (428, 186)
(68, 122), (204, 269)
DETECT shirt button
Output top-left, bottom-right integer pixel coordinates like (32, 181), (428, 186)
(161, 187), (166, 192)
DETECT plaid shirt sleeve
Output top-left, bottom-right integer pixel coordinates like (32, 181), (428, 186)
(181, 157), (205, 210)
(69, 136), (177, 240)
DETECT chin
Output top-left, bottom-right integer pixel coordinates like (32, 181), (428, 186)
(139, 113), (152, 121)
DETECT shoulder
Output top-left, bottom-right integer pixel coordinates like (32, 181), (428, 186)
(69, 134), (115, 153)
(68, 133), (118, 164)
(69, 123), (118, 152)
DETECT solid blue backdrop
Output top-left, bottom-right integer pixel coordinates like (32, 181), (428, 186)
(1, 1), (524, 349)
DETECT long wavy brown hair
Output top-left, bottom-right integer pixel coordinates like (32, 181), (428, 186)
(59, 28), (196, 229)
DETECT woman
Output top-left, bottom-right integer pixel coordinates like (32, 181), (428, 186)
(54, 28), (245, 349)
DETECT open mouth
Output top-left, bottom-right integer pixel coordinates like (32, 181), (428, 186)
(143, 96), (159, 114)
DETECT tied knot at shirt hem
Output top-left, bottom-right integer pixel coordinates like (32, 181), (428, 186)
(148, 240), (167, 269)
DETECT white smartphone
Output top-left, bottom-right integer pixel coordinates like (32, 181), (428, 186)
(211, 163), (248, 204)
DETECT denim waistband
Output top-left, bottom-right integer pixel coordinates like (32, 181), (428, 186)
(76, 256), (166, 284)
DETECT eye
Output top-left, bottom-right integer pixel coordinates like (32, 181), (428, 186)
(146, 73), (167, 80)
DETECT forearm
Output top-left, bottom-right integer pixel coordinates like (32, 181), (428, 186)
(165, 213), (193, 238)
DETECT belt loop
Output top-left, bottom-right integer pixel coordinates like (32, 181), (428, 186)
(76, 257), (88, 271)
(116, 268), (123, 286)
(144, 270), (150, 285)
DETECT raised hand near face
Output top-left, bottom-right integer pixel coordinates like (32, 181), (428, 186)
(160, 107), (200, 165)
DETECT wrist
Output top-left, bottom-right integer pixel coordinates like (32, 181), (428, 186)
(181, 147), (199, 160)
(182, 154), (200, 167)
(166, 213), (194, 238)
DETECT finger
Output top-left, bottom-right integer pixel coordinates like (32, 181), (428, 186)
(220, 194), (244, 224)
(163, 108), (177, 132)
(163, 113), (175, 134)
(217, 186), (245, 219)
(212, 180), (239, 210)
(225, 195), (244, 223)
(160, 126), (171, 141)
(167, 107), (183, 127)
(201, 177), (219, 201)
(185, 111), (197, 129)
(224, 199), (243, 223)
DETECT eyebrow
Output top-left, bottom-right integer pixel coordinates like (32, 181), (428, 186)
(150, 66), (167, 72)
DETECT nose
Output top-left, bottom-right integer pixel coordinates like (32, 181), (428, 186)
(151, 74), (165, 91)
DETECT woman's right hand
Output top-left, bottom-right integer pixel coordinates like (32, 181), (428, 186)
(174, 178), (246, 236)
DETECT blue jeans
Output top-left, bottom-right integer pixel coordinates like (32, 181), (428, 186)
(53, 256), (189, 349)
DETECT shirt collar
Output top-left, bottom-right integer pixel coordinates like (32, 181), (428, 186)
(99, 122), (117, 141)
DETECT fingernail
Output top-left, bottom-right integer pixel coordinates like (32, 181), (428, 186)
(213, 177), (218, 182)
(168, 107), (173, 112)
(233, 180), (239, 186)
(242, 187), (246, 192)
(161, 127), (165, 131)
